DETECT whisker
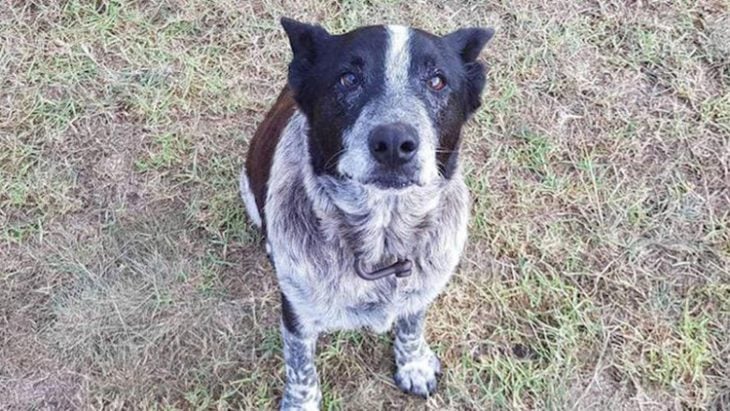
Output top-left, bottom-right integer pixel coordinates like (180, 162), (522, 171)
(323, 147), (348, 170)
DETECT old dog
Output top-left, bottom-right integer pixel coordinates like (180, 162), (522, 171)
(240, 17), (494, 410)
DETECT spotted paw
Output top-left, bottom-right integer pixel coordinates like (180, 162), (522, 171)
(394, 351), (441, 398)
(281, 394), (320, 411)
(280, 384), (321, 411)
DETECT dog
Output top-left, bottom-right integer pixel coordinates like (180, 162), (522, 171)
(240, 17), (494, 410)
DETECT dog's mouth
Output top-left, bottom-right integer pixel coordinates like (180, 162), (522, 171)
(334, 169), (421, 190)
(364, 175), (417, 189)
(362, 166), (420, 189)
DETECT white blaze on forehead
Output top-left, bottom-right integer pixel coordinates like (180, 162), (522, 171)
(336, 25), (439, 186)
(385, 25), (411, 92)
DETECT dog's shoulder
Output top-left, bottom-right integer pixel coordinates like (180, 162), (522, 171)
(245, 87), (298, 224)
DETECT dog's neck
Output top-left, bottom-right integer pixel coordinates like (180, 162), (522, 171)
(289, 111), (457, 266)
(303, 166), (447, 266)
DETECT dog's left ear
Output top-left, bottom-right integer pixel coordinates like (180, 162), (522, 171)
(444, 27), (495, 114)
(444, 27), (495, 62)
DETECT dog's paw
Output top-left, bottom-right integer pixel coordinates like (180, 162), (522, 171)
(281, 396), (319, 411)
(281, 386), (321, 411)
(394, 350), (441, 398)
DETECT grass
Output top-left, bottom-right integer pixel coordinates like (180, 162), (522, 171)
(1, 0), (728, 409)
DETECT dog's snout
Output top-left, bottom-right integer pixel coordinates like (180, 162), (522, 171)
(368, 123), (419, 167)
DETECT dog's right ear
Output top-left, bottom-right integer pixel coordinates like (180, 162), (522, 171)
(280, 17), (330, 94)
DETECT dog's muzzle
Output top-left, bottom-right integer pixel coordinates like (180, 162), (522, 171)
(365, 122), (420, 189)
(368, 123), (419, 167)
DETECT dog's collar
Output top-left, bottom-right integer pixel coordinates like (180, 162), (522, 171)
(354, 258), (412, 281)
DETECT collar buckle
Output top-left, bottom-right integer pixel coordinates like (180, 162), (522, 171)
(355, 258), (412, 281)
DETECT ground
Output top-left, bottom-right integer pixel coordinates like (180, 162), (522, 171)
(1, 0), (728, 410)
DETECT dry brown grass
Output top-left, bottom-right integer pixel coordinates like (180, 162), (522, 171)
(1, 0), (728, 410)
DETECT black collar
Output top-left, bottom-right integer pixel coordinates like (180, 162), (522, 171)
(354, 258), (412, 281)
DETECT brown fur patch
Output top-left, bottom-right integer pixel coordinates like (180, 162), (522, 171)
(245, 87), (297, 226)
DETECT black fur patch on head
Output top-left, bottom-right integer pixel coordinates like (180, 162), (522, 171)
(281, 18), (494, 180)
(408, 27), (494, 179)
(281, 18), (388, 176)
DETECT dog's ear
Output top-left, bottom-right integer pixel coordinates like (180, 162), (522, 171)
(280, 17), (330, 94)
(443, 27), (494, 63)
(444, 27), (495, 114)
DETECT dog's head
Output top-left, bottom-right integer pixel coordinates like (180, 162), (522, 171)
(281, 18), (494, 189)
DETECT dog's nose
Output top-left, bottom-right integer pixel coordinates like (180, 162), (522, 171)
(368, 123), (419, 167)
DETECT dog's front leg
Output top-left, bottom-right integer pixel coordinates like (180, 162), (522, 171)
(280, 297), (320, 411)
(393, 309), (441, 398)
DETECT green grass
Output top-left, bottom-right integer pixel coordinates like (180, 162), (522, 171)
(1, 0), (729, 409)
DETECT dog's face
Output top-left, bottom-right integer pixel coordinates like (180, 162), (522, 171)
(282, 18), (493, 189)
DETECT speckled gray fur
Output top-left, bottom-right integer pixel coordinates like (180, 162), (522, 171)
(259, 112), (468, 410)
(239, 22), (486, 411)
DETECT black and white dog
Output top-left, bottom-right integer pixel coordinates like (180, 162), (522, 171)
(240, 18), (493, 410)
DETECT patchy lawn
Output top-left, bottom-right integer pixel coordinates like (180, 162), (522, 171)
(1, 1), (728, 409)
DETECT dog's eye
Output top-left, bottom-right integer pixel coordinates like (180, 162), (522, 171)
(427, 74), (446, 91)
(339, 72), (360, 90)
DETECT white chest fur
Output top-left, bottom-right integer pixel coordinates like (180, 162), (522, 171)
(264, 113), (470, 333)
